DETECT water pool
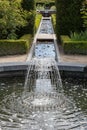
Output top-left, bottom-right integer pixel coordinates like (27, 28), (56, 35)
(0, 77), (87, 130)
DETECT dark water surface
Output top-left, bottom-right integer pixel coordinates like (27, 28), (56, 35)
(0, 77), (87, 130)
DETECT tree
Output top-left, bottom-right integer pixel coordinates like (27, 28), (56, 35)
(21, 0), (35, 35)
(81, 0), (87, 28)
(0, 0), (27, 39)
(21, 0), (35, 11)
(55, 0), (84, 37)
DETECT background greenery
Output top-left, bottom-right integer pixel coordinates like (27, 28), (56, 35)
(55, 0), (84, 38)
(0, 40), (28, 56)
(61, 35), (87, 55)
(0, 0), (35, 40)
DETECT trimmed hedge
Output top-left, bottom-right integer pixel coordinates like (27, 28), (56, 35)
(61, 35), (71, 42)
(20, 34), (32, 44)
(35, 14), (42, 32)
(51, 14), (56, 33)
(63, 40), (87, 55)
(0, 40), (28, 56)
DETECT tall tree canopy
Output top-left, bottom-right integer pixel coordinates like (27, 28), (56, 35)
(55, 0), (84, 37)
(0, 0), (27, 39)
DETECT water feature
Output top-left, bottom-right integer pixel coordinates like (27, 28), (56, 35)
(0, 77), (87, 130)
(39, 18), (53, 34)
(33, 41), (55, 58)
(0, 16), (87, 130)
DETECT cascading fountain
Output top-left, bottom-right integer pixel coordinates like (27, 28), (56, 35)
(22, 16), (64, 112)
(0, 16), (87, 130)
(23, 57), (64, 111)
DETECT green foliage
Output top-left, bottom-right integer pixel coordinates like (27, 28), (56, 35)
(35, 0), (55, 3)
(21, 0), (35, 11)
(51, 6), (56, 10)
(63, 41), (87, 55)
(61, 35), (71, 43)
(36, 5), (44, 10)
(35, 14), (42, 32)
(0, 0), (27, 39)
(0, 40), (29, 56)
(20, 34), (32, 48)
(36, 0), (55, 8)
(51, 14), (56, 32)
(21, 0), (35, 35)
(55, 0), (84, 37)
(70, 30), (87, 41)
(20, 11), (36, 35)
(62, 35), (87, 55)
(81, 1), (87, 28)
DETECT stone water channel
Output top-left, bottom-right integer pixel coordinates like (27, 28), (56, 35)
(0, 17), (87, 130)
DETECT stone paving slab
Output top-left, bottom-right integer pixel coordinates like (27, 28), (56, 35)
(0, 61), (86, 73)
(37, 34), (56, 40)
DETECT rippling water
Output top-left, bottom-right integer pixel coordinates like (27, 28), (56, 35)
(0, 77), (87, 130)
(39, 19), (53, 34)
(34, 41), (55, 58)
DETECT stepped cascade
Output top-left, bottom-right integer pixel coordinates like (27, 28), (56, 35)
(0, 17), (87, 130)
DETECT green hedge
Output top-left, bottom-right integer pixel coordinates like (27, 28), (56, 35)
(0, 40), (28, 56)
(61, 35), (71, 43)
(20, 34), (32, 44)
(51, 14), (56, 33)
(35, 14), (42, 32)
(63, 41), (87, 55)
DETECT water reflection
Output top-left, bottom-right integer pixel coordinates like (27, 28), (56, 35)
(63, 78), (87, 114)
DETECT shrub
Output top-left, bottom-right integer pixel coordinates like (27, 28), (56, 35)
(0, 0), (27, 39)
(21, 0), (35, 35)
(61, 35), (71, 43)
(51, 6), (56, 10)
(20, 34), (32, 48)
(35, 14), (42, 32)
(70, 30), (87, 41)
(55, 0), (84, 37)
(36, 0), (55, 9)
(21, 0), (35, 11)
(51, 14), (56, 33)
(63, 41), (87, 55)
(0, 40), (29, 56)
(81, 1), (87, 28)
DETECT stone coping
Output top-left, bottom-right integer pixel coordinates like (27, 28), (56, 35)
(0, 61), (86, 73)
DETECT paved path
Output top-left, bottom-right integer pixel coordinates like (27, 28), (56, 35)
(0, 54), (27, 63)
(0, 52), (87, 65)
(59, 45), (87, 64)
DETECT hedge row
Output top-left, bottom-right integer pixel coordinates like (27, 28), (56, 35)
(62, 36), (87, 55)
(0, 40), (29, 56)
(51, 14), (56, 33)
(35, 14), (42, 32)
(61, 35), (71, 42)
